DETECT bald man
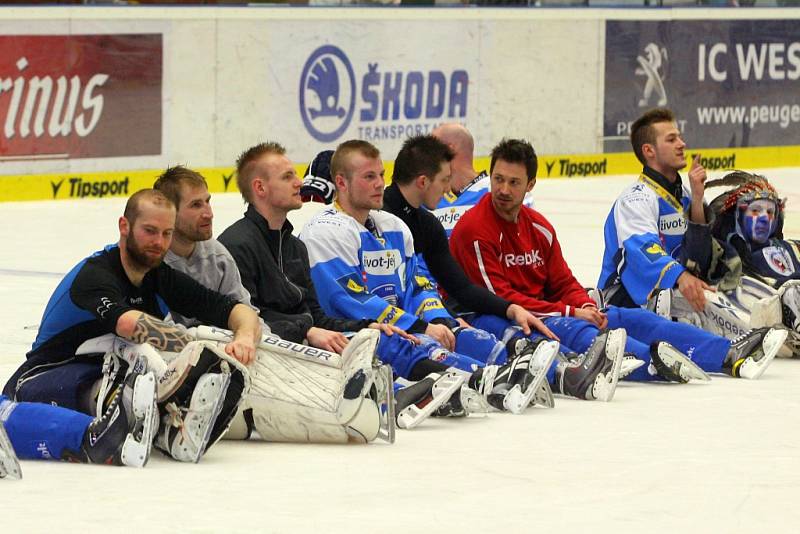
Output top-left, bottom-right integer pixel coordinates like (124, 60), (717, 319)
(431, 123), (534, 238)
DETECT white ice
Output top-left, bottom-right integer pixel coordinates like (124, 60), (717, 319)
(2, 170), (800, 533)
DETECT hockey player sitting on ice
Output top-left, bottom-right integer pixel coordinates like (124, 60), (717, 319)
(153, 166), (395, 441)
(298, 139), (571, 410)
(0, 363), (157, 480)
(1, 189), (262, 464)
(450, 137), (786, 384)
(429, 123), (535, 239)
(597, 107), (786, 372)
(651, 171), (800, 356)
(220, 141), (559, 422)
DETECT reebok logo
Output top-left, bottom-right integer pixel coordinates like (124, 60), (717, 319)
(504, 250), (543, 267)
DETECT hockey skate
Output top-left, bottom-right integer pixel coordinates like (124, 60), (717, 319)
(0, 422), (22, 480)
(433, 383), (490, 418)
(724, 327), (788, 379)
(553, 329), (626, 401)
(64, 369), (158, 467)
(619, 353), (646, 379)
(395, 371), (465, 429)
(649, 342), (710, 383)
(157, 372), (230, 463)
(476, 339), (560, 414)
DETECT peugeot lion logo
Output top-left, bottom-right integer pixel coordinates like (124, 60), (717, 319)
(299, 45), (356, 142)
(635, 43), (668, 107)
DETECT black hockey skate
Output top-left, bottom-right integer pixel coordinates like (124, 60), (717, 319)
(63, 369), (157, 467)
(553, 329), (625, 401)
(156, 344), (247, 462)
(649, 342), (710, 383)
(0, 421), (22, 479)
(724, 327), (787, 379)
(473, 339), (559, 414)
(395, 371), (464, 429)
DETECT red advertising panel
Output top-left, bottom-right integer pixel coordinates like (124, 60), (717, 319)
(0, 34), (162, 160)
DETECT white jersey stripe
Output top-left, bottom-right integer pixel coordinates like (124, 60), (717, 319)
(473, 240), (496, 293)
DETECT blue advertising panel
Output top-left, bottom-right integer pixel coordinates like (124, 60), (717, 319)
(604, 20), (800, 153)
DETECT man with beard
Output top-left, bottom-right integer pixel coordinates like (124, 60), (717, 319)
(2, 189), (261, 462)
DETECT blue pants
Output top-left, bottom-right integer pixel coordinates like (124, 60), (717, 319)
(0, 395), (89, 460)
(376, 326), (507, 379)
(542, 307), (730, 381)
(472, 307), (730, 382)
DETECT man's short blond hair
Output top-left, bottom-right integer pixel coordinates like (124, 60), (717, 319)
(235, 142), (287, 203)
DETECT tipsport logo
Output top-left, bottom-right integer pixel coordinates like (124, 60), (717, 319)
(299, 45), (469, 143)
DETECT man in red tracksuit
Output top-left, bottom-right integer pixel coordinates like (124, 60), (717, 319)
(449, 138), (782, 385)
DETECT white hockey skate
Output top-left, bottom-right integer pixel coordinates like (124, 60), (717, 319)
(619, 353), (646, 379)
(727, 327), (788, 380)
(649, 342), (711, 384)
(0, 422), (22, 480)
(119, 371), (159, 468)
(395, 371), (465, 429)
(502, 339), (560, 413)
(157, 372), (231, 463)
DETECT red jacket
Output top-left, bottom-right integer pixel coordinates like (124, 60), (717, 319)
(449, 194), (594, 317)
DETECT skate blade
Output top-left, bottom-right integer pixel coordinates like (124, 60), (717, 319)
(503, 340), (559, 414)
(397, 372), (464, 429)
(194, 373), (232, 463)
(0, 424), (22, 480)
(592, 329), (626, 402)
(531, 381), (555, 409)
(375, 365), (396, 444)
(740, 328), (788, 380)
(121, 372), (158, 468)
(461, 387), (490, 415)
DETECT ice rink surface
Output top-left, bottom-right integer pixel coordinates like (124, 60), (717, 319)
(2, 170), (800, 533)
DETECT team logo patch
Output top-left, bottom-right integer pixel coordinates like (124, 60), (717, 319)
(640, 242), (668, 262)
(372, 283), (398, 306)
(763, 246), (794, 276)
(336, 274), (372, 303)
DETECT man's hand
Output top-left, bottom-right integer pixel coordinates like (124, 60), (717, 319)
(574, 306), (608, 329)
(506, 303), (559, 340)
(687, 154), (707, 224)
(425, 323), (455, 352)
(225, 336), (256, 366)
(676, 271), (713, 312)
(306, 326), (349, 354)
(687, 153), (707, 196)
(368, 322), (419, 344)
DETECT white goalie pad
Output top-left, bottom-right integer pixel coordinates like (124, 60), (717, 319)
(194, 326), (394, 444)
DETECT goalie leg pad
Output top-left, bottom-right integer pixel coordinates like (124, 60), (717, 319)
(245, 329), (390, 444)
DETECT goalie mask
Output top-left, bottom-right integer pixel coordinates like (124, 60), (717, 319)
(738, 197), (778, 245)
(707, 171), (785, 245)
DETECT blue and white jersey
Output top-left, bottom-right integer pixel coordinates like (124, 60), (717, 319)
(431, 171), (536, 239)
(598, 174), (689, 306)
(300, 206), (451, 331)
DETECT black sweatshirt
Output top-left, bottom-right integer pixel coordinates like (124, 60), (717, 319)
(382, 183), (511, 318)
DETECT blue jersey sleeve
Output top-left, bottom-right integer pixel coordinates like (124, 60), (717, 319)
(609, 191), (685, 305)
